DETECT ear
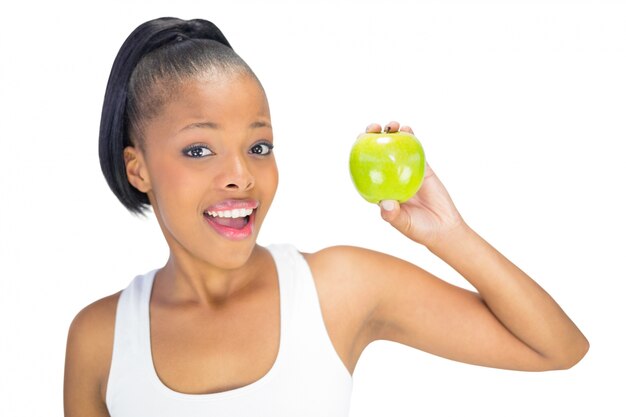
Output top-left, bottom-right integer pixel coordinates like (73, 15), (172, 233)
(123, 146), (151, 193)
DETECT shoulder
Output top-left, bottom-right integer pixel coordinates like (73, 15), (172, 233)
(65, 292), (121, 407)
(302, 244), (382, 267)
(299, 245), (430, 369)
(301, 245), (419, 327)
(302, 245), (375, 289)
(302, 244), (438, 331)
(67, 292), (121, 350)
(302, 245), (419, 285)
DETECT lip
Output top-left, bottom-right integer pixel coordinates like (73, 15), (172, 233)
(203, 199), (259, 212)
(202, 199), (259, 241)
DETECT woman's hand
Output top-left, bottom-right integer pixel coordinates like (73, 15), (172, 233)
(364, 121), (465, 248)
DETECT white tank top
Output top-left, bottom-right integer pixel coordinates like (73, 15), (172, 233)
(105, 244), (353, 416)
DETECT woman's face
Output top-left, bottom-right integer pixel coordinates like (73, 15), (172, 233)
(125, 72), (278, 270)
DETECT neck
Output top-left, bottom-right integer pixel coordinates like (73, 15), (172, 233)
(156, 244), (269, 307)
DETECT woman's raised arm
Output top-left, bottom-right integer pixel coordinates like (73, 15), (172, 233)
(334, 121), (589, 371)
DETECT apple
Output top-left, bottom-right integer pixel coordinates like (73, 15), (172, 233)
(349, 131), (426, 203)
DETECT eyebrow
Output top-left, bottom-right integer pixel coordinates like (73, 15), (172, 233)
(179, 120), (272, 132)
(180, 121), (219, 131)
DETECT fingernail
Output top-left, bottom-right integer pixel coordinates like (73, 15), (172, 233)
(381, 200), (395, 211)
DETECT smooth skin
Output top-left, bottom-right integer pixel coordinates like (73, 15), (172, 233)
(64, 74), (589, 417)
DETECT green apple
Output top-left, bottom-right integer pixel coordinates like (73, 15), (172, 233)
(349, 131), (426, 203)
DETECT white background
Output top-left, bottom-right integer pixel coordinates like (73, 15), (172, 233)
(1, 0), (625, 415)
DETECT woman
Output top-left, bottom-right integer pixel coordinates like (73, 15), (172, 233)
(64, 17), (589, 417)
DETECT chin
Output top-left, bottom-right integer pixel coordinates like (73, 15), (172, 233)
(206, 241), (259, 270)
(182, 233), (263, 271)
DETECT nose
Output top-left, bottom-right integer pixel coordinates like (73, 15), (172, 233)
(219, 153), (255, 191)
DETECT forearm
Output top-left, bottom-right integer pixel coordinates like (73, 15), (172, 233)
(427, 222), (589, 368)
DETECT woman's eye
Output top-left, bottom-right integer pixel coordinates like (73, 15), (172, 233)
(250, 142), (274, 156)
(183, 145), (213, 158)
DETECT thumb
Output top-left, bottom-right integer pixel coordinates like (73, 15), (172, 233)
(380, 200), (413, 239)
(379, 200), (411, 233)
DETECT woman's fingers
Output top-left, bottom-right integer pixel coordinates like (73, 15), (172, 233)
(365, 121), (413, 134)
(365, 123), (382, 133)
(399, 125), (414, 134)
(383, 121), (400, 133)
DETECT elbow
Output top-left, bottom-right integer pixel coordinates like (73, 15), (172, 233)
(546, 336), (590, 371)
(565, 337), (590, 369)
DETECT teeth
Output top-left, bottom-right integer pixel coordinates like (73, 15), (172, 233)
(205, 208), (254, 218)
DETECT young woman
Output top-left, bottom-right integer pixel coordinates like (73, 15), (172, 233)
(64, 17), (589, 417)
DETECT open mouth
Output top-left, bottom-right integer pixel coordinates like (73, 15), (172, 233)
(202, 204), (257, 240)
(203, 208), (253, 230)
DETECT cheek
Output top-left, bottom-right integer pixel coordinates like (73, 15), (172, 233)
(259, 163), (279, 220)
(260, 160), (279, 196)
(147, 156), (205, 213)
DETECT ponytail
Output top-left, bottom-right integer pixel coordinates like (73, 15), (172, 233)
(98, 17), (234, 214)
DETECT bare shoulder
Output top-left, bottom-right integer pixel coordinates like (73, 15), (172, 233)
(302, 245), (381, 296)
(302, 244), (420, 296)
(301, 245), (418, 371)
(64, 292), (121, 416)
(67, 292), (120, 351)
(302, 244), (413, 301)
(70, 291), (121, 325)
(303, 244), (413, 270)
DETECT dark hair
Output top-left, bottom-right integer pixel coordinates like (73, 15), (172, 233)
(99, 17), (256, 215)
